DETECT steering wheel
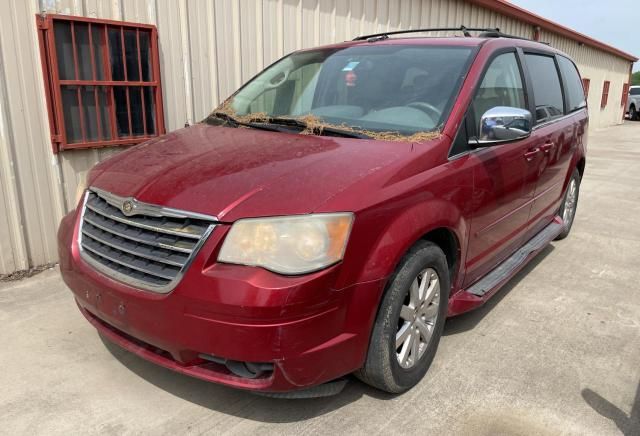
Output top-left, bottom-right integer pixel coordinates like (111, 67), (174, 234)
(407, 102), (442, 122)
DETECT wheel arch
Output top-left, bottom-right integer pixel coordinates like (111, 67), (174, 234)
(577, 156), (586, 179)
(352, 223), (461, 373)
(350, 198), (467, 288)
(340, 197), (469, 371)
(419, 227), (460, 284)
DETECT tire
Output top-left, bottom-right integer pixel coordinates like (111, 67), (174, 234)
(555, 168), (581, 240)
(631, 105), (639, 121)
(355, 241), (450, 393)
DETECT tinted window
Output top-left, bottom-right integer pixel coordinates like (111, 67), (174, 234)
(525, 54), (564, 123)
(631, 88), (640, 96)
(557, 56), (586, 112)
(471, 52), (526, 132)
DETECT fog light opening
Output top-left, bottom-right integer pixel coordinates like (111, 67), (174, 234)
(226, 360), (273, 379)
(198, 353), (273, 379)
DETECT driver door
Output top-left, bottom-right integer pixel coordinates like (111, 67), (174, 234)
(462, 50), (540, 287)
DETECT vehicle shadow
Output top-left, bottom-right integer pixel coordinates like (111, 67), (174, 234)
(100, 336), (392, 423)
(581, 383), (640, 435)
(443, 244), (555, 336)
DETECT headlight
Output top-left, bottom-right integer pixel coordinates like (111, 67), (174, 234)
(218, 213), (354, 275)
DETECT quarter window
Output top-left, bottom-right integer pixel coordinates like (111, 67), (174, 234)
(557, 56), (586, 112)
(524, 54), (564, 123)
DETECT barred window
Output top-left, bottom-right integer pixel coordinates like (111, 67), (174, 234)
(621, 83), (629, 107)
(37, 14), (165, 152)
(601, 80), (610, 109)
(582, 78), (590, 98)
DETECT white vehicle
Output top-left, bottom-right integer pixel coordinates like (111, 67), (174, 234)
(627, 85), (640, 120)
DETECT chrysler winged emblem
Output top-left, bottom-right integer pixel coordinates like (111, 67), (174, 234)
(121, 200), (134, 216)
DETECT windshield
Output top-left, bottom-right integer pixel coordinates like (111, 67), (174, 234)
(212, 45), (475, 140)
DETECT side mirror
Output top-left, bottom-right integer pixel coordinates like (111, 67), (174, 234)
(471, 106), (532, 146)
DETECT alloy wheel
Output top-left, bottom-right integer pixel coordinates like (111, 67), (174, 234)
(395, 268), (441, 369)
(563, 178), (578, 228)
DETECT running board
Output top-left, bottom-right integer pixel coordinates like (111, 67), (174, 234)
(466, 220), (564, 297)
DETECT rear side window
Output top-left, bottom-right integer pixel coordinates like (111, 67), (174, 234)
(557, 56), (586, 112)
(631, 88), (640, 96)
(524, 54), (564, 123)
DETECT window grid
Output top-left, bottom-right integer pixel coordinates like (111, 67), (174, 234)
(36, 14), (165, 153)
(621, 83), (629, 107)
(601, 80), (610, 109)
(582, 78), (590, 98)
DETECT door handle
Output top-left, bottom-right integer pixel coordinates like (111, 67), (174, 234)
(524, 148), (540, 162)
(540, 142), (555, 154)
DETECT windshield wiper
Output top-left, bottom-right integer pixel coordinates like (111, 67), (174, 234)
(206, 112), (370, 139)
(205, 112), (285, 133)
(319, 125), (372, 139)
(261, 117), (371, 139)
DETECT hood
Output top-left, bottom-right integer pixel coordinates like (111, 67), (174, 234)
(90, 124), (419, 221)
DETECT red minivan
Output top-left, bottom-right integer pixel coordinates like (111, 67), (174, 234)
(58, 28), (587, 395)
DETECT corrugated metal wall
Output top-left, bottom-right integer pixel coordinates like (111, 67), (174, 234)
(0, 0), (66, 274)
(0, 0), (633, 274)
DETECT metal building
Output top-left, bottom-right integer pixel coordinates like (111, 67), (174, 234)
(0, 0), (637, 275)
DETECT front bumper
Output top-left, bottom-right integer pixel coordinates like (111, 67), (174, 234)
(58, 210), (384, 392)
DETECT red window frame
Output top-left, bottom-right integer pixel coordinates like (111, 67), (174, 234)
(601, 80), (610, 109)
(621, 83), (629, 107)
(36, 14), (165, 153)
(582, 78), (590, 99)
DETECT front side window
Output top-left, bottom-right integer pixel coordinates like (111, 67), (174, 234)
(630, 87), (640, 96)
(525, 54), (564, 123)
(450, 51), (526, 156)
(214, 45), (475, 140)
(557, 56), (586, 112)
(470, 52), (526, 129)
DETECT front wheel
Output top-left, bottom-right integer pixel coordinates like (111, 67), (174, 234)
(555, 168), (581, 240)
(630, 105), (639, 121)
(355, 241), (450, 393)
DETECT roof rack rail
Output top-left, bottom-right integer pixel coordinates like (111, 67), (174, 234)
(477, 29), (549, 44)
(352, 26), (499, 41)
(352, 25), (542, 43)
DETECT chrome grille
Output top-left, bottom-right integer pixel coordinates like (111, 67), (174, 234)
(78, 188), (217, 293)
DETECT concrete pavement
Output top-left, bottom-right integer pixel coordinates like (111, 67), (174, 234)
(1, 122), (639, 435)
